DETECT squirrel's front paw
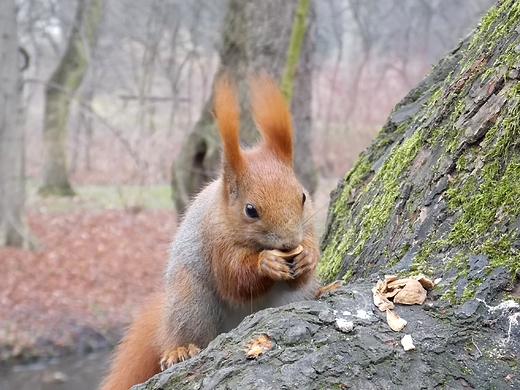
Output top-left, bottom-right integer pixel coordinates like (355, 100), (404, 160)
(160, 344), (200, 371)
(290, 245), (319, 279)
(258, 245), (305, 280)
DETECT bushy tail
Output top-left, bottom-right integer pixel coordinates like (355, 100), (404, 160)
(99, 295), (162, 390)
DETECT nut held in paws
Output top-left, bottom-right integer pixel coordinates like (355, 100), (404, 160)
(269, 244), (303, 259)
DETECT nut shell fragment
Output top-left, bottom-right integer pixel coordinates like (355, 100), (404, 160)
(384, 275), (398, 283)
(386, 278), (412, 289)
(386, 309), (407, 331)
(413, 274), (435, 290)
(372, 287), (395, 311)
(393, 279), (427, 305)
(384, 289), (400, 299)
(401, 334), (415, 351)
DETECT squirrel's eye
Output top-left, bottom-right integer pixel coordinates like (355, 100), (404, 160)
(302, 192), (307, 206)
(245, 203), (259, 219)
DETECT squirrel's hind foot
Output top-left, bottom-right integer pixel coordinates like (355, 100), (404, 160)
(160, 344), (200, 371)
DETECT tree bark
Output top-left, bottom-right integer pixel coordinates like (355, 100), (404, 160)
(171, 0), (317, 215)
(0, 0), (34, 249)
(133, 1), (520, 389)
(39, 0), (102, 196)
(133, 283), (519, 390)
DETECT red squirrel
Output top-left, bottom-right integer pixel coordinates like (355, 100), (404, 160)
(100, 74), (320, 390)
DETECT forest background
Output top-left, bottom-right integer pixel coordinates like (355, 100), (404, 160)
(0, 0), (495, 379)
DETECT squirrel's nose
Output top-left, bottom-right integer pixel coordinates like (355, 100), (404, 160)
(280, 243), (295, 251)
(278, 234), (302, 252)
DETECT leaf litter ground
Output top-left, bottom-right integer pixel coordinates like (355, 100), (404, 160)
(0, 208), (175, 363)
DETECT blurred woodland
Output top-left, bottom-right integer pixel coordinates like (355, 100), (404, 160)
(15, 0), (494, 186)
(0, 0), (497, 373)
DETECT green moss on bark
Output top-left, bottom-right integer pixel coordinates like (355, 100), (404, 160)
(318, 156), (372, 281)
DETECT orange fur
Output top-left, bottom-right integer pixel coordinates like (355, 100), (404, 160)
(99, 296), (162, 390)
(213, 74), (245, 178)
(211, 243), (275, 302)
(250, 72), (293, 167)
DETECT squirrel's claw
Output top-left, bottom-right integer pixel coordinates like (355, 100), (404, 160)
(258, 250), (293, 280)
(160, 344), (200, 371)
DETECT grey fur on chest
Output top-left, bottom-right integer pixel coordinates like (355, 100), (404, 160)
(219, 281), (314, 332)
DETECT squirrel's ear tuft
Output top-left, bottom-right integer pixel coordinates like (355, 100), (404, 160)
(214, 73), (245, 179)
(250, 72), (293, 167)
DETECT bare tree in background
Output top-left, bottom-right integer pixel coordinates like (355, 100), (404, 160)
(39, 0), (103, 196)
(11, 0), (494, 192)
(171, 0), (317, 215)
(0, 0), (34, 248)
(281, 0), (311, 103)
(311, 0), (495, 176)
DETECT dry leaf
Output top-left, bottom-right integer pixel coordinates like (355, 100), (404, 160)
(386, 309), (407, 331)
(245, 334), (272, 359)
(393, 279), (427, 305)
(316, 280), (342, 298)
(0, 210), (175, 357)
(401, 334), (415, 351)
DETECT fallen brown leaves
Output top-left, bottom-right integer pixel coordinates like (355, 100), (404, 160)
(245, 334), (272, 359)
(0, 209), (175, 357)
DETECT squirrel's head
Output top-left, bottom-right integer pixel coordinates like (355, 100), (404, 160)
(213, 73), (308, 252)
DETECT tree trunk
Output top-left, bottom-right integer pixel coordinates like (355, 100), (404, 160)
(0, 0), (34, 249)
(171, 0), (317, 215)
(133, 1), (519, 389)
(280, 0), (310, 104)
(39, 0), (102, 196)
(318, 0), (520, 305)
